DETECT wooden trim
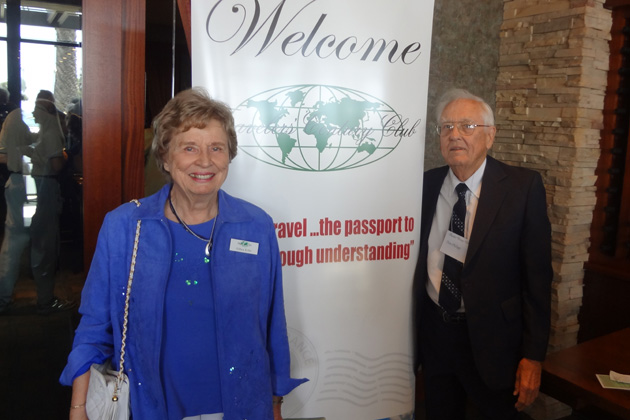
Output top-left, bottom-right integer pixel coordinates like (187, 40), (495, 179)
(589, 6), (630, 272)
(606, 0), (630, 9)
(590, 8), (625, 261)
(585, 260), (630, 281)
(177, 0), (192, 53)
(579, 270), (630, 343)
(121, 0), (147, 203)
(82, 0), (123, 266)
(82, 0), (146, 266)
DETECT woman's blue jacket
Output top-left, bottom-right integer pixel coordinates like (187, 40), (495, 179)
(60, 184), (306, 419)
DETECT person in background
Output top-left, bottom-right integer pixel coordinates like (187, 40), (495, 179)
(61, 88), (306, 420)
(35, 89), (68, 138)
(0, 92), (73, 315)
(0, 87), (17, 129)
(65, 99), (82, 174)
(59, 98), (83, 267)
(0, 108), (32, 315)
(25, 90), (71, 314)
(0, 87), (18, 236)
(413, 88), (552, 419)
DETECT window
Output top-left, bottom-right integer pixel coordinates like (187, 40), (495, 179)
(1, 0), (83, 271)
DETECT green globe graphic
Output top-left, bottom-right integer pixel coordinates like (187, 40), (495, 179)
(233, 84), (404, 171)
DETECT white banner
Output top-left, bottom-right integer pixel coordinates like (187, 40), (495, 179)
(192, 1), (434, 418)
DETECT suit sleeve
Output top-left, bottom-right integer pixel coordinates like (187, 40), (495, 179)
(519, 172), (553, 361)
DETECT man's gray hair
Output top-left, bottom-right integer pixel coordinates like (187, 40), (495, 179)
(435, 88), (495, 126)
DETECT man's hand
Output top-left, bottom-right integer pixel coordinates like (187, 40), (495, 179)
(513, 357), (542, 411)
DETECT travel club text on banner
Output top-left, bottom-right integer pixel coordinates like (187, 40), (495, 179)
(191, 1), (434, 418)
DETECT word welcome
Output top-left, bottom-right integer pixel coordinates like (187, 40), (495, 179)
(205, 0), (422, 64)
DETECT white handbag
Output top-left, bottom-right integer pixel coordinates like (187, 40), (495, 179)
(86, 220), (141, 420)
(86, 361), (130, 420)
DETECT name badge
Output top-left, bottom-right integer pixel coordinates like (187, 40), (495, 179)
(229, 238), (259, 255)
(440, 231), (468, 263)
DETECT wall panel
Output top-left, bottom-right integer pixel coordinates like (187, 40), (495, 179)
(82, 0), (145, 266)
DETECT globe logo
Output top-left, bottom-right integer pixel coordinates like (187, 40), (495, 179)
(233, 85), (405, 171)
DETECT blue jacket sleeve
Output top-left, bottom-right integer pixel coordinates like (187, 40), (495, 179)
(59, 213), (119, 385)
(265, 220), (308, 396)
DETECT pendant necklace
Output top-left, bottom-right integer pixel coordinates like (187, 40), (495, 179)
(168, 189), (217, 257)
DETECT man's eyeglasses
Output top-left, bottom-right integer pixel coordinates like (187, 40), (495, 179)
(436, 121), (492, 136)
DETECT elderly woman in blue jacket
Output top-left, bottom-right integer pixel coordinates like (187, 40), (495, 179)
(60, 88), (306, 420)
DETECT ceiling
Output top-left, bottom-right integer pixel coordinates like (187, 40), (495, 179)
(1, 0), (82, 31)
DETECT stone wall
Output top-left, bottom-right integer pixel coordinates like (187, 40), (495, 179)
(424, 0), (503, 169)
(494, 1), (611, 418)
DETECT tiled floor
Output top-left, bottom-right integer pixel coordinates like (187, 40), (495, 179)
(0, 255), (83, 420)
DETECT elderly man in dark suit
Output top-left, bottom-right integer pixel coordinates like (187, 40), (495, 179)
(414, 89), (552, 419)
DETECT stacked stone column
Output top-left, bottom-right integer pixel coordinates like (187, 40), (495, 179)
(494, 1), (611, 418)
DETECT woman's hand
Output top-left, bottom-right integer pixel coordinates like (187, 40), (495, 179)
(272, 396), (283, 420)
(69, 370), (90, 420)
(69, 405), (88, 420)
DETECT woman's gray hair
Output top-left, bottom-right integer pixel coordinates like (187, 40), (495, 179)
(435, 88), (495, 125)
(151, 87), (238, 181)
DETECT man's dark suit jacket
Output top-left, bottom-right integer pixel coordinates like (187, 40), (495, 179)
(413, 155), (552, 390)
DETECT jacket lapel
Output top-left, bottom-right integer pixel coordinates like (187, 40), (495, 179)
(464, 156), (508, 266)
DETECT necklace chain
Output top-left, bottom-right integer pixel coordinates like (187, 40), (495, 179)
(168, 188), (217, 257)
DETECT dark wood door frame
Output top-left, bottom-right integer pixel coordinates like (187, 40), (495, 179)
(82, 0), (146, 266)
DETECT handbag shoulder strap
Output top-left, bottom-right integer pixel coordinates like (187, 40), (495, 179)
(113, 219), (141, 401)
